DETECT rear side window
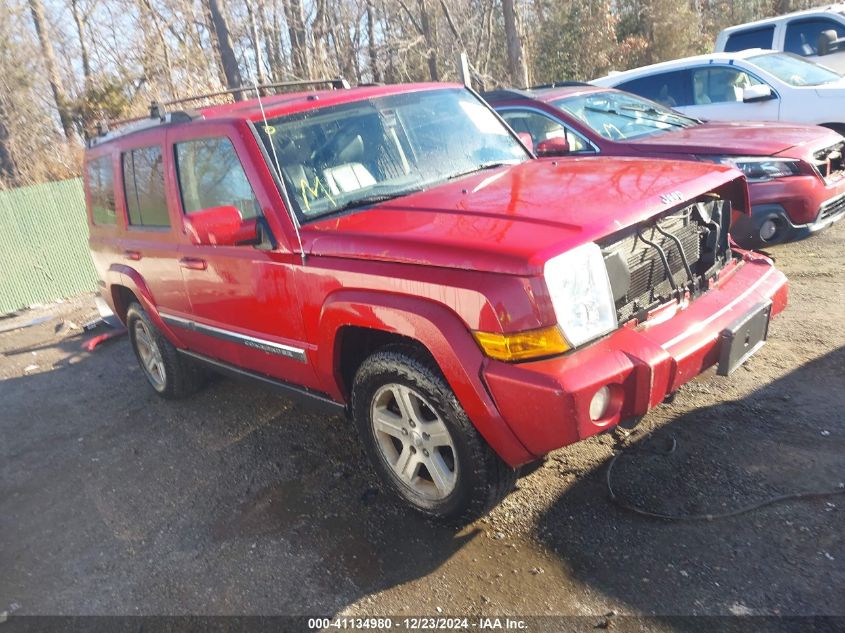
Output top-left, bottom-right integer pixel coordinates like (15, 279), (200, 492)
(724, 26), (775, 52)
(617, 70), (691, 108)
(122, 146), (170, 227)
(86, 156), (116, 225)
(174, 137), (259, 219)
(785, 19), (845, 56)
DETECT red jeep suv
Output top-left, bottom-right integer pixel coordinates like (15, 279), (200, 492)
(485, 84), (845, 248)
(85, 81), (787, 522)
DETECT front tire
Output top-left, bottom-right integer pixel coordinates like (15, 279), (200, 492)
(126, 303), (206, 399)
(351, 347), (516, 523)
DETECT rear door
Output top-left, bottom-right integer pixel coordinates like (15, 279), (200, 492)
(166, 121), (320, 390)
(115, 133), (193, 321)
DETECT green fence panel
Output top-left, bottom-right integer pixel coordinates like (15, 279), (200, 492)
(0, 178), (98, 313)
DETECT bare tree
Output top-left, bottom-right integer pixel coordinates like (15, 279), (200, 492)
(501, 0), (528, 86)
(69, 0), (92, 87)
(28, 0), (75, 138)
(246, 0), (268, 86)
(366, 0), (381, 81)
(206, 0), (244, 98)
(283, 0), (310, 77)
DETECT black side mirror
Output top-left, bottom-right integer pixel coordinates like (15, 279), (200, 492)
(253, 216), (277, 251)
(818, 29), (845, 56)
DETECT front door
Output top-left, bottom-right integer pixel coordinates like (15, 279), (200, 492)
(165, 123), (320, 391)
(679, 65), (780, 122)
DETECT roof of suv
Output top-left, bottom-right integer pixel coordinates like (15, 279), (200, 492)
(591, 49), (777, 84)
(90, 82), (459, 147)
(196, 82), (456, 122)
(718, 4), (845, 34)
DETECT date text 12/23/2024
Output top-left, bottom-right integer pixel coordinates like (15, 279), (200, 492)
(308, 617), (528, 630)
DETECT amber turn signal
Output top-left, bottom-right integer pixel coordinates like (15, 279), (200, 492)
(473, 325), (570, 361)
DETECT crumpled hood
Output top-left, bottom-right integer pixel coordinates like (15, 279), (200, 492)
(627, 121), (838, 157)
(303, 158), (743, 276)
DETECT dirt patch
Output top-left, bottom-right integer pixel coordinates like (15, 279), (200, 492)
(1, 222), (843, 618)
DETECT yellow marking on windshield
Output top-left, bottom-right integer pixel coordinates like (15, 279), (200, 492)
(299, 177), (336, 211)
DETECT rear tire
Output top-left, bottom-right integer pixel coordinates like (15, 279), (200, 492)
(351, 346), (516, 523)
(126, 302), (206, 399)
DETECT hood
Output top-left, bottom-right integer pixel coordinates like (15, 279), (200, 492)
(626, 121), (838, 157)
(302, 158), (742, 276)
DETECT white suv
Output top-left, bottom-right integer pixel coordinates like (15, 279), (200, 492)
(592, 50), (845, 135)
(715, 4), (845, 73)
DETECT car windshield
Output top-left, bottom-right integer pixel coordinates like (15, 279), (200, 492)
(255, 88), (528, 220)
(748, 52), (842, 86)
(550, 90), (698, 141)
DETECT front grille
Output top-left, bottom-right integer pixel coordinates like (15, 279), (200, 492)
(601, 199), (731, 325)
(819, 193), (845, 222)
(813, 141), (845, 184)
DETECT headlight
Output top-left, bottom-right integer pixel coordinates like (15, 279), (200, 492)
(700, 156), (801, 182)
(544, 242), (617, 347)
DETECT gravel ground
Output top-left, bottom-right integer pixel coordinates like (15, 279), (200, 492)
(1, 221), (843, 622)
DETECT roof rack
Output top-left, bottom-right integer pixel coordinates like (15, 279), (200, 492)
(161, 77), (350, 108)
(88, 77), (350, 147)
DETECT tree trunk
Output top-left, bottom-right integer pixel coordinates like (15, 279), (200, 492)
(366, 0), (381, 82)
(246, 0), (268, 88)
(312, 0), (330, 78)
(773, 0), (791, 15)
(28, 0), (74, 139)
(501, 0), (528, 87)
(0, 112), (16, 184)
(283, 0), (310, 78)
(262, 0), (284, 81)
(417, 0), (439, 81)
(70, 0), (91, 88)
(206, 0), (244, 99)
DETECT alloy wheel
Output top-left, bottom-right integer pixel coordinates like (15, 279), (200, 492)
(134, 320), (166, 391)
(370, 383), (458, 500)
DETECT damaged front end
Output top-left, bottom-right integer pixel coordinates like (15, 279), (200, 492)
(600, 195), (734, 327)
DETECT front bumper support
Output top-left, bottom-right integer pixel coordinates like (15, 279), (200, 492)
(482, 257), (788, 457)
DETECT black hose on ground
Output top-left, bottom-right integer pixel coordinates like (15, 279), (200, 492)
(605, 432), (845, 521)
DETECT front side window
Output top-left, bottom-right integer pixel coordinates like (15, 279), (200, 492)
(551, 90), (698, 141)
(122, 146), (170, 227)
(86, 156), (116, 225)
(749, 51), (842, 86)
(175, 137), (260, 219)
(616, 70), (692, 108)
(255, 88), (528, 220)
(500, 110), (590, 152)
(724, 26), (775, 52)
(784, 18), (845, 56)
(691, 67), (763, 104)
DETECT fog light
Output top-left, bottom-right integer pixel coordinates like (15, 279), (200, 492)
(760, 218), (778, 242)
(589, 386), (611, 421)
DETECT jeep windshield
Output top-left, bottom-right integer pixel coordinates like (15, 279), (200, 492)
(551, 90), (698, 141)
(748, 52), (843, 87)
(256, 88), (528, 220)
